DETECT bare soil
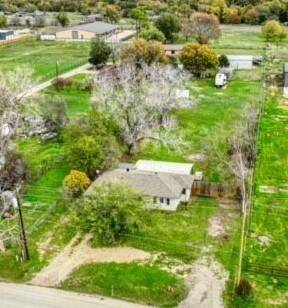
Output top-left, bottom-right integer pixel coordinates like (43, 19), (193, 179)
(179, 257), (229, 308)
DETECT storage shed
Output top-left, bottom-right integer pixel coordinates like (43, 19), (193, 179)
(227, 55), (253, 70)
(56, 22), (119, 41)
(0, 30), (14, 41)
(284, 63), (288, 97)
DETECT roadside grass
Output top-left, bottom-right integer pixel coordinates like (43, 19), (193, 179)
(134, 72), (262, 181)
(0, 40), (90, 78)
(61, 263), (187, 307)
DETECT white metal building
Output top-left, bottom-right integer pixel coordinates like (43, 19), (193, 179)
(227, 55), (253, 70)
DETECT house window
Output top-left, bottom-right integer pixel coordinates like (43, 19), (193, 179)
(160, 197), (164, 203)
(166, 198), (170, 205)
(182, 188), (186, 195)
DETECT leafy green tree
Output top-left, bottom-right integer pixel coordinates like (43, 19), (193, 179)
(262, 20), (287, 44)
(155, 13), (181, 42)
(131, 7), (150, 32)
(0, 15), (7, 28)
(65, 110), (120, 179)
(104, 5), (121, 23)
(119, 38), (168, 66)
(243, 8), (259, 25)
(77, 183), (149, 245)
(219, 54), (230, 67)
(139, 27), (165, 42)
(89, 38), (112, 68)
(180, 43), (219, 76)
(56, 11), (70, 27)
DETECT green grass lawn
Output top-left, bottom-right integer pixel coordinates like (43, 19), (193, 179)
(45, 79), (92, 119)
(178, 25), (266, 51)
(0, 40), (90, 79)
(61, 263), (187, 307)
(134, 71), (262, 181)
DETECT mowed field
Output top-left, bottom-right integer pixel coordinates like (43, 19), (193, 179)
(0, 39), (90, 79)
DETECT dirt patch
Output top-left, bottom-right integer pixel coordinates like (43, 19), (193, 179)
(179, 257), (229, 308)
(186, 153), (207, 162)
(30, 234), (150, 287)
(279, 99), (288, 110)
(208, 212), (238, 239)
(37, 231), (55, 260)
(259, 186), (279, 194)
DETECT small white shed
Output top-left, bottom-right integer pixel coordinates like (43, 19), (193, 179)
(227, 55), (253, 70)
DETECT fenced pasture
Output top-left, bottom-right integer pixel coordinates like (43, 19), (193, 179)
(0, 39), (90, 78)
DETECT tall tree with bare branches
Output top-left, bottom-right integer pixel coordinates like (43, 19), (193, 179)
(187, 12), (221, 45)
(92, 63), (195, 155)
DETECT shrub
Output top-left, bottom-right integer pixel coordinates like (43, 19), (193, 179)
(236, 279), (253, 300)
(219, 54), (230, 68)
(63, 170), (91, 198)
(52, 78), (73, 91)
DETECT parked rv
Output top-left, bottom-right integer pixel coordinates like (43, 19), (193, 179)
(215, 68), (233, 88)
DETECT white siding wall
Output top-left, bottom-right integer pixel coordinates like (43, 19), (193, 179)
(180, 188), (191, 202)
(154, 197), (179, 211)
(229, 60), (253, 70)
(284, 87), (288, 97)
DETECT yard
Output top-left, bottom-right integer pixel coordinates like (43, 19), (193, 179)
(0, 30), (270, 305)
(0, 39), (90, 79)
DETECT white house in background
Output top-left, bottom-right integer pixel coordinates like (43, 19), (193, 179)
(86, 161), (195, 211)
(0, 30), (14, 41)
(227, 55), (253, 70)
(284, 63), (288, 97)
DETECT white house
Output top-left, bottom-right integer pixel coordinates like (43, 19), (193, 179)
(86, 161), (195, 211)
(0, 30), (14, 41)
(227, 55), (253, 70)
(284, 63), (288, 98)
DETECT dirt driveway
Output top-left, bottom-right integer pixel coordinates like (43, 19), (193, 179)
(30, 234), (150, 287)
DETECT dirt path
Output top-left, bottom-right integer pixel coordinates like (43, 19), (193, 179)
(179, 257), (229, 308)
(179, 202), (235, 308)
(30, 234), (150, 287)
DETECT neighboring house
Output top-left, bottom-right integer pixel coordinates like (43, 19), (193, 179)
(227, 55), (253, 70)
(86, 161), (195, 211)
(0, 30), (14, 41)
(284, 63), (288, 97)
(55, 22), (120, 41)
(164, 44), (183, 55)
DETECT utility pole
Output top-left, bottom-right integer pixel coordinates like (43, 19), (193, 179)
(16, 189), (30, 261)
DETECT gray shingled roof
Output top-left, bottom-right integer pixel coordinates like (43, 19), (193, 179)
(86, 169), (194, 199)
(57, 22), (119, 34)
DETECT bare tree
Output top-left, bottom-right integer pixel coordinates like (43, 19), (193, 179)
(208, 104), (259, 213)
(187, 12), (221, 45)
(0, 69), (37, 216)
(92, 63), (195, 154)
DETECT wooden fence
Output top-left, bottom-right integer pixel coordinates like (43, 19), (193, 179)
(192, 181), (238, 199)
(0, 35), (33, 47)
(245, 262), (288, 278)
